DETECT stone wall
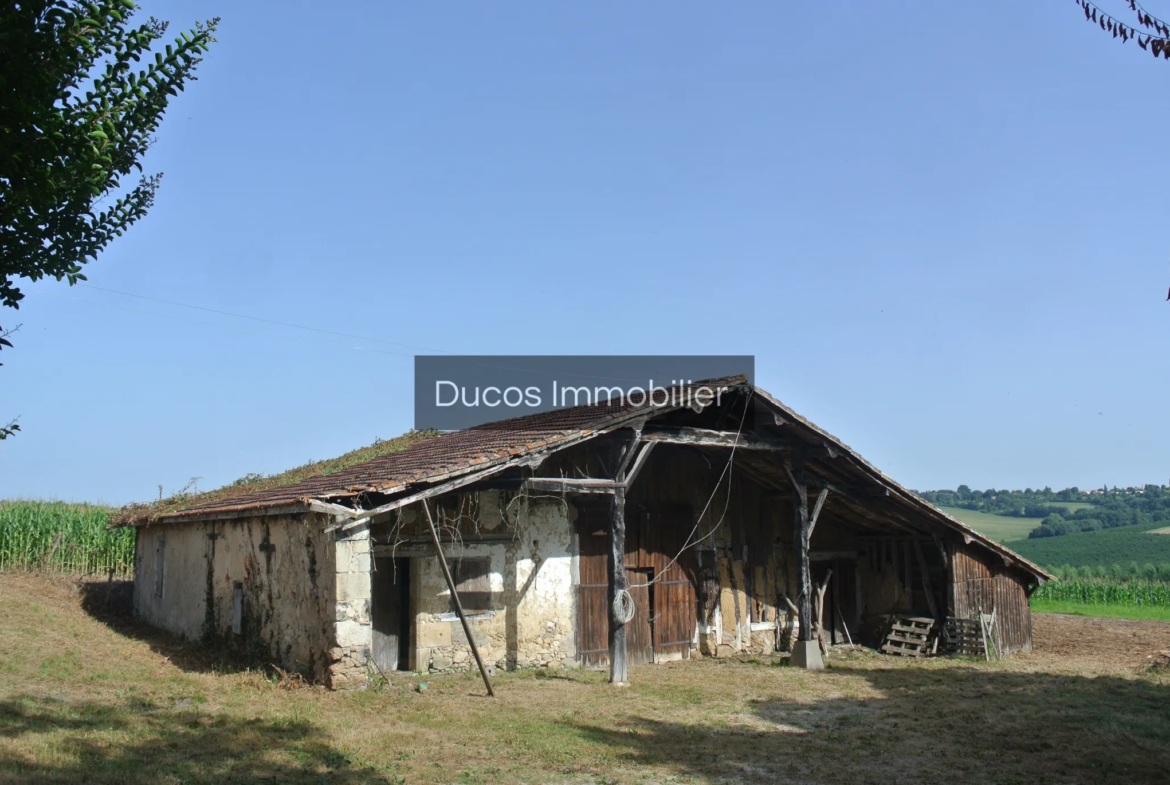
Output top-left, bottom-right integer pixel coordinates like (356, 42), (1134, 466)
(408, 494), (578, 674)
(134, 513), (338, 681)
(327, 524), (372, 689)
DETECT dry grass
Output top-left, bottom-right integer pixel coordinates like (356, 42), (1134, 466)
(1, 573), (1168, 784)
(110, 430), (438, 526)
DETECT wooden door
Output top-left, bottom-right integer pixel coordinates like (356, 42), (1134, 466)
(371, 557), (410, 673)
(625, 570), (653, 666)
(645, 510), (697, 660)
(576, 502), (611, 667)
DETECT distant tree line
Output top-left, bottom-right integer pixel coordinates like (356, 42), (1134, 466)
(915, 484), (1170, 539)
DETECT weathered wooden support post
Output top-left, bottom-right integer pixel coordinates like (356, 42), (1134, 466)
(608, 485), (629, 685)
(783, 450), (828, 670)
(789, 452), (812, 643)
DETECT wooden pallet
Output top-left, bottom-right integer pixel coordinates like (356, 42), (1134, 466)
(940, 617), (985, 657)
(880, 616), (934, 657)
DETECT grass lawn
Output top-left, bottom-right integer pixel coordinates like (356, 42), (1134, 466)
(936, 507), (1039, 542)
(1041, 501), (1096, 513)
(1030, 599), (1170, 622)
(0, 573), (1168, 784)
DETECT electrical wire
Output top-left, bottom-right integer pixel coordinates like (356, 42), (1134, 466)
(645, 386), (755, 586)
(77, 283), (450, 353)
(40, 291), (416, 357)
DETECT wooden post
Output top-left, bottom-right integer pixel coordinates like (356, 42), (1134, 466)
(813, 569), (833, 656)
(422, 500), (495, 697)
(786, 453), (813, 642)
(608, 485), (629, 685)
(783, 452), (831, 647)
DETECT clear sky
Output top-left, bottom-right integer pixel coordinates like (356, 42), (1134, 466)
(3, 1), (1168, 504)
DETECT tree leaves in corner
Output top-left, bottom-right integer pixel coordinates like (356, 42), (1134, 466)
(0, 1), (220, 312)
(1075, 0), (1170, 59)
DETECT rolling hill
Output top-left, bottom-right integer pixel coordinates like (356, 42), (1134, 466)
(1007, 521), (1170, 570)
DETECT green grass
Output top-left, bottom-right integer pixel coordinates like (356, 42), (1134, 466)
(1031, 599), (1170, 622)
(1039, 501), (1096, 513)
(2, 573), (1169, 785)
(936, 507), (1040, 542)
(1010, 521), (1170, 569)
(935, 502), (1101, 544)
(0, 500), (131, 576)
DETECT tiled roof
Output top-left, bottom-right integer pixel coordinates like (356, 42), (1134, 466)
(143, 378), (1052, 582)
(159, 380), (730, 520)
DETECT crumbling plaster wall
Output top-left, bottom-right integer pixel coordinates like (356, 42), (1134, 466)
(134, 521), (211, 639)
(134, 513), (340, 681)
(410, 493), (578, 674)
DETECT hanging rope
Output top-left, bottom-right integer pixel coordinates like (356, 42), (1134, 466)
(612, 588), (636, 624)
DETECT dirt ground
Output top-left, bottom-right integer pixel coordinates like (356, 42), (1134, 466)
(0, 573), (1168, 785)
(1031, 612), (1170, 673)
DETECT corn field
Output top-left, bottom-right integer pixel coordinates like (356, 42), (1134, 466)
(0, 501), (133, 577)
(1033, 579), (1170, 608)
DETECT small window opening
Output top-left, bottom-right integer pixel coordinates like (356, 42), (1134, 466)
(448, 558), (492, 614)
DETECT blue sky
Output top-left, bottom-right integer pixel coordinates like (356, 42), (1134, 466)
(3, 1), (1168, 504)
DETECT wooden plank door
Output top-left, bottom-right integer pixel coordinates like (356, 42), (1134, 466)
(625, 570), (653, 666)
(576, 500), (655, 668)
(576, 502), (611, 667)
(645, 510), (697, 660)
(371, 557), (410, 673)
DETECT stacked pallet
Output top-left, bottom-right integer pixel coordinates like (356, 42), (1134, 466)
(940, 617), (985, 657)
(880, 616), (935, 657)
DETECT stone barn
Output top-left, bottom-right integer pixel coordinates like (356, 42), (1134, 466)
(121, 380), (1051, 688)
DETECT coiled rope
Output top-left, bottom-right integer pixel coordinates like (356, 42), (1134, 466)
(612, 588), (636, 624)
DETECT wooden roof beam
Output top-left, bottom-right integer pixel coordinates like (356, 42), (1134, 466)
(640, 426), (786, 451)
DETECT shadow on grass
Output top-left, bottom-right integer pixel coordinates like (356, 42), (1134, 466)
(76, 579), (276, 677)
(568, 665), (1170, 784)
(0, 695), (399, 784)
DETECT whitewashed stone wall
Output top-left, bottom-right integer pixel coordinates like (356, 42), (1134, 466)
(133, 493), (587, 689)
(411, 495), (579, 674)
(134, 513), (337, 680)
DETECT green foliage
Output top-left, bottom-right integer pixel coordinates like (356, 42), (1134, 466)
(1033, 579), (1170, 608)
(918, 484), (1170, 540)
(0, 500), (132, 575)
(1010, 520), (1170, 570)
(0, 1), (219, 310)
(111, 430), (441, 526)
(1074, 1), (1170, 63)
(1048, 561), (1170, 582)
(0, 325), (19, 441)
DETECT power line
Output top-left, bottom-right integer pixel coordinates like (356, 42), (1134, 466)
(76, 283), (452, 354)
(42, 291), (416, 357)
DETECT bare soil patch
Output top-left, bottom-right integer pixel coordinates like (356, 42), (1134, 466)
(1031, 612), (1170, 673)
